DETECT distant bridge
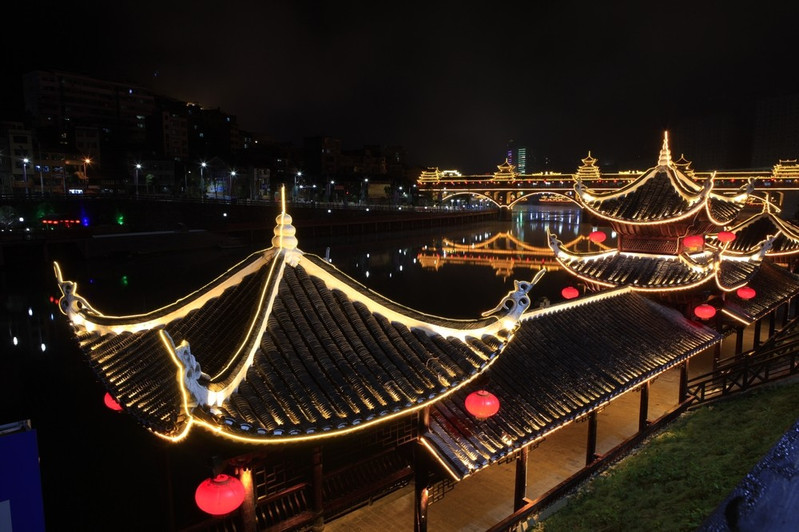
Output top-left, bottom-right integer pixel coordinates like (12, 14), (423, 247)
(417, 160), (799, 209)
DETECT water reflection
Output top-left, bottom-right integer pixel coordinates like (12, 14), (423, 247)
(310, 205), (612, 318)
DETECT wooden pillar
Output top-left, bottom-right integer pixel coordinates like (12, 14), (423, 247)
(415, 407), (431, 532)
(783, 299), (791, 328)
(312, 446), (324, 532)
(638, 381), (650, 433)
(585, 411), (598, 466)
(513, 446), (529, 511)
(754, 319), (762, 348)
(238, 467), (257, 532)
(735, 327), (744, 357)
(713, 341), (722, 372)
(769, 310), (776, 339)
(679, 359), (690, 403)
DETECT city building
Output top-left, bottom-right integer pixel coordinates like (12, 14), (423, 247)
(0, 121), (33, 195)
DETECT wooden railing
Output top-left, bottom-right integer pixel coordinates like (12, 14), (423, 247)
(686, 340), (799, 403)
(255, 482), (316, 532)
(322, 448), (413, 520)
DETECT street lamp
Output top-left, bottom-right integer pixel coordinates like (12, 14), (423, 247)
(200, 162), (206, 202)
(37, 164), (44, 196)
(134, 164), (141, 199)
(229, 170), (237, 200)
(83, 158), (91, 181)
(22, 158), (29, 197)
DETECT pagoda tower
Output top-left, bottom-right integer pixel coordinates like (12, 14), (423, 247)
(548, 132), (774, 311)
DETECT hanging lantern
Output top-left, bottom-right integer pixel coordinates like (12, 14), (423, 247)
(683, 235), (704, 248)
(103, 392), (123, 412)
(561, 286), (579, 299)
(694, 304), (716, 320)
(465, 390), (500, 420)
(588, 230), (607, 243)
(737, 286), (756, 300)
(195, 474), (246, 516)
(717, 231), (736, 243)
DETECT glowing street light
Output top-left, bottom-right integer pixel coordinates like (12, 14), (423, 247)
(83, 158), (92, 184)
(229, 170), (237, 199)
(22, 157), (29, 197)
(134, 163), (141, 199)
(35, 163), (45, 196)
(200, 162), (207, 202)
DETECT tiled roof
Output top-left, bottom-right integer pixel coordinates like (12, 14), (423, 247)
(707, 194), (747, 226)
(722, 260), (799, 323)
(55, 228), (518, 443)
(722, 205), (799, 258)
(550, 245), (715, 291)
(421, 289), (722, 479)
(197, 262), (504, 438)
(577, 167), (704, 223)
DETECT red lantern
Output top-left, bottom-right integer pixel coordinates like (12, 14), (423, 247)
(195, 474), (246, 516)
(561, 286), (579, 299)
(465, 390), (500, 420)
(717, 231), (736, 243)
(694, 304), (716, 320)
(588, 230), (607, 243)
(683, 235), (704, 248)
(737, 286), (756, 300)
(104, 392), (123, 412)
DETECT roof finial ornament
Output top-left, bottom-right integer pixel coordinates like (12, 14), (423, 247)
(658, 131), (672, 167)
(271, 185), (299, 257)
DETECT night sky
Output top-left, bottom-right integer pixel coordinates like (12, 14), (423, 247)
(4, 1), (799, 173)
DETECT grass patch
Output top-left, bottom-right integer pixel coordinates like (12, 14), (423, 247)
(530, 380), (799, 532)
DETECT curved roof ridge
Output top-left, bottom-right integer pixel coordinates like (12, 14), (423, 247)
(53, 249), (273, 335)
(299, 253), (517, 340)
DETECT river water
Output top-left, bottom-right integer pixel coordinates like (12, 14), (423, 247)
(1, 203), (608, 530)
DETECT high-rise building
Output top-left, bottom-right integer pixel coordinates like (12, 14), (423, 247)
(516, 147), (527, 174)
(23, 70), (158, 148)
(505, 140), (528, 174)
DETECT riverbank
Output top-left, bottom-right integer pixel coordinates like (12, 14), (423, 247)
(0, 198), (501, 266)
